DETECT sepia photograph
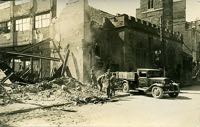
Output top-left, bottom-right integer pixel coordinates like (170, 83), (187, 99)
(0, 0), (200, 127)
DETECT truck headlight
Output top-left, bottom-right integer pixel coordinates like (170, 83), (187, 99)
(161, 80), (165, 84)
(172, 82), (179, 87)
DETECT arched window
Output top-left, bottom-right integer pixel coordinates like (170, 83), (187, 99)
(148, 0), (154, 9)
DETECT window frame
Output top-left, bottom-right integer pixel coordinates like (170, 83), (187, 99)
(148, 0), (154, 9)
(16, 18), (31, 32)
(0, 21), (11, 33)
(35, 13), (51, 29)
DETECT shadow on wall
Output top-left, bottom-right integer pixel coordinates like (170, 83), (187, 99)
(89, 19), (124, 74)
(71, 52), (80, 80)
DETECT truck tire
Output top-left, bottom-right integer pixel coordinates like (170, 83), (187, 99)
(152, 86), (164, 99)
(122, 81), (129, 93)
(168, 85), (180, 98)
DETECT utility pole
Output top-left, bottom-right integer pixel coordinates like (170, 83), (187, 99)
(160, 16), (166, 77)
(191, 21), (197, 63)
(10, 1), (15, 71)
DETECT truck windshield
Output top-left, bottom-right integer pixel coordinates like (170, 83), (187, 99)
(148, 71), (162, 77)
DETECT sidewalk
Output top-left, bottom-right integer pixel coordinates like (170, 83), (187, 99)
(0, 101), (71, 116)
(0, 92), (130, 116)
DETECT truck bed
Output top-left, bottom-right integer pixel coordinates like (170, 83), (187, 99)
(115, 72), (136, 81)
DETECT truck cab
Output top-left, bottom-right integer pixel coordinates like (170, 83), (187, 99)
(137, 69), (162, 87)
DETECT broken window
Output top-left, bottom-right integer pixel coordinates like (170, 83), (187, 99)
(0, 21), (10, 33)
(16, 18), (31, 31)
(148, 0), (154, 9)
(15, 0), (30, 5)
(7, 22), (11, 30)
(35, 13), (51, 28)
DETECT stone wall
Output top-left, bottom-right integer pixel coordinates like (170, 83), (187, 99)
(184, 20), (200, 62)
(106, 14), (188, 81)
(136, 0), (173, 31)
(173, 0), (186, 36)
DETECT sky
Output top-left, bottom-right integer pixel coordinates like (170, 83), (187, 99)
(88, 0), (200, 22)
(0, 0), (200, 22)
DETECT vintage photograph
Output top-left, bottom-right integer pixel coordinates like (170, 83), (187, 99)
(0, 0), (200, 127)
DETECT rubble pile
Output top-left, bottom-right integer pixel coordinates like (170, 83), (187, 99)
(1, 77), (106, 105)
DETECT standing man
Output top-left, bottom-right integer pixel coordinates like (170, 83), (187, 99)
(97, 74), (105, 91)
(90, 69), (97, 88)
(105, 69), (112, 98)
(110, 72), (117, 97)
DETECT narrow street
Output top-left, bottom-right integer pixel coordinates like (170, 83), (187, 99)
(76, 85), (200, 127)
(1, 84), (200, 127)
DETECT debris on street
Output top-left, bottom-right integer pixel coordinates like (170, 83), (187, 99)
(0, 77), (107, 106)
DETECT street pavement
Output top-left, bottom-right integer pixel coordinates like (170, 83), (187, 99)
(75, 85), (200, 127)
(1, 85), (200, 127)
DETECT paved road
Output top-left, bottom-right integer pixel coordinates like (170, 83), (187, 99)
(2, 85), (200, 127)
(75, 85), (200, 127)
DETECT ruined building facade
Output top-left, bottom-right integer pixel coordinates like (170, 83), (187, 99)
(0, 0), (57, 79)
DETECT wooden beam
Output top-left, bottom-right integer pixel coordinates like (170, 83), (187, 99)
(51, 41), (65, 63)
(61, 50), (70, 76)
(0, 51), (60, 61)
(19, 38), (51, 53)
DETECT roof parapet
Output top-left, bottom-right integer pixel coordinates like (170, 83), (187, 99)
(108, 14), (183, 42)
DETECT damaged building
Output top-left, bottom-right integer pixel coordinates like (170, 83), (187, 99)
(0, 0), (192, 84)
(0, 0), (57, 82)
(50, 0), (192, 83)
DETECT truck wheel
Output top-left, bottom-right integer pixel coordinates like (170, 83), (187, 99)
(152, 86), (164, 99)
(168, 86), (180, 98)
(122, 81), (129, 93)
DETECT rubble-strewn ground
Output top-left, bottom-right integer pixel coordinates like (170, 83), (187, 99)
(1, 78), (200, 127)
(0, 76), (120, 127)
(0, 76), (128, 127)
(0, 77), (107, 106)
(0, 106), (86, 127)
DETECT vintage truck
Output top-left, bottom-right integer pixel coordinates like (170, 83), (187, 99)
(115, 68), (180, 99)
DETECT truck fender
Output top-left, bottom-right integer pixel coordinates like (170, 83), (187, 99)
(147, 83), (163, 92)
(172, 82), (179, 87)
(122, 80), (129, 84)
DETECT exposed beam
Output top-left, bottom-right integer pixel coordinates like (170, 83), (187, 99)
(0, 51), (60, 61)
(19, 38), (52, 53)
